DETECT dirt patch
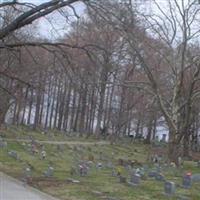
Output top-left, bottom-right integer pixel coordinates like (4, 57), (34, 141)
(30, 177), (66, 188)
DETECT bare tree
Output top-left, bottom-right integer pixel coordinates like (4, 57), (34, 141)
(88, 0), (200, 163)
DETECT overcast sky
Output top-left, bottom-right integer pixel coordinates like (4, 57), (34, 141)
(19, 0), (86, 40)
(4, 0), (198, 41)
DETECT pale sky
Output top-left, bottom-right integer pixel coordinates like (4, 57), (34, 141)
(6, 0), (199, 41)
(20, 0), (86, 40)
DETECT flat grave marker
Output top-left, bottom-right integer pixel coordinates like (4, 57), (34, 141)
(148, 171), (158, 178)
(155, 173), (165, 182)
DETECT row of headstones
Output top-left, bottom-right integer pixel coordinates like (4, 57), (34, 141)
(21, 160), (200, 195)
(7, 148), (47, 161)
(22, 141), (47, 160)
(70, 155), (200, 184)
(165, 173), (200, 197)
(115, 167), (200, 196)
(22, 165), (55, 184)
(70, 160), (108, 177)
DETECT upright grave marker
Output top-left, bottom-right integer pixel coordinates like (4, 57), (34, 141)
(192, 174), (200, 183)
(79, 164), (88, 176)
(0, 140), (7, 148)
(8, 150), (18, 160)
(128, 173), (141, 186)
(44, 166), (54, 177)
(164, 181), (176, 196)
(182, 173), (192, 189)
(119, 176), (127, 183)
(155, 173), (165, 182)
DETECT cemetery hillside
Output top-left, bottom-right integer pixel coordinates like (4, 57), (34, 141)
(0, 0), (200, 200)
(0, 125), (200, 200)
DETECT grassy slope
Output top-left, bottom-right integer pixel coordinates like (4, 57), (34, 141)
(0, 126), (200, 200)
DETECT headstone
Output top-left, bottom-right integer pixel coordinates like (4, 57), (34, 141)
(155, 173), (165, 181)
(191, 174), (200, 183)
(41, 150), (46, 160)
(136, 167), (146, 180)
(182, 173), (192, 189)
(0, 140), (7, 148)
(8, 150), (18, 160)
(25, 167), (31, 177)
(79, 164), (88, 176)
(23, 167), (32, 184)
(44, 166), (54, 177)
(119, 176), (126, 183)
(129, 173), (141, 186)
(96, 162), (103, 170)
(164, 181), (176, 196)
(148, 171), (158, 178)
(135, 168), (140, 174)
(155, 135), (159, 141)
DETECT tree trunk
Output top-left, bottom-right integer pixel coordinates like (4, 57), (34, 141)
(145, 119), (153, 144)
(21, 87), (29, 125)
(79, 85), (88, 136)
(183, 132), (190, 159)
(168, 130), (182, 165)
(95, 64), (108, 137)
(27, 88), (34, 125)
(168, 141), (181, 165)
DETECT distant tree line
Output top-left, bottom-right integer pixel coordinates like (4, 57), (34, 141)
(0, 0), (200, 164)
